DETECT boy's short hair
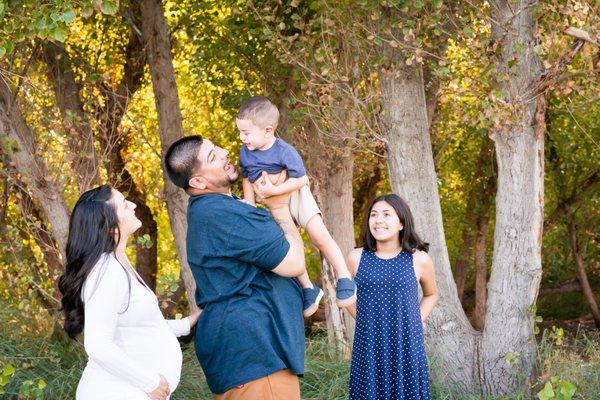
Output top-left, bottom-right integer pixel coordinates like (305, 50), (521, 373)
(164, 135), (204, 189)
(236, 96), (279, 130)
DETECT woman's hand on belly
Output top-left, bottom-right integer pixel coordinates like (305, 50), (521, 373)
(147, 374), (170, 400)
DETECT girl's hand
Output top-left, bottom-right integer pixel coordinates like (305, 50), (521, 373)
(188, 307), (202, 328)
(147, 375), (170, 400)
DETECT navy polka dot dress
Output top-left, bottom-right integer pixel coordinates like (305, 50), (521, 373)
(349, 249), (431, 400)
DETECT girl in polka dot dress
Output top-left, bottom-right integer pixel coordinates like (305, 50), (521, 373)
(346, 194), (438, 400)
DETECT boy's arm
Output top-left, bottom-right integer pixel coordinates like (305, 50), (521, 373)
(254, 174), (309, 199)
(242, 178), (256, 206)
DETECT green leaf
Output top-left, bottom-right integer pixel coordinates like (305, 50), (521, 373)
(51, 25), (68, 42)
(373, 37), (383, 46)
(0, 46), (6, 58)
(3, 363), (15, 376)
(558, 380), (576, 398)
(0, 3), (5, 16)
(100, 0), (119, 15)
(62, 10), (77, 23)
(537, 382), (555, 400)
(37, 379), (46, 390)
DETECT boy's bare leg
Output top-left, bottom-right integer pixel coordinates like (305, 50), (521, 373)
(296, 271), (313, 289)
(305, 215), (352, 279)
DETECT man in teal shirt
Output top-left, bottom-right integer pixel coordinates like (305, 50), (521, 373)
(164, 135), (306, 399)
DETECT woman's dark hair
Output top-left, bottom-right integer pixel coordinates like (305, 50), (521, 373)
(58, 184), (128, 339)
(360, 193), (429, 253)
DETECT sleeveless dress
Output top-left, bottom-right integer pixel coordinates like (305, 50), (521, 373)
(349, 249), (431, 400)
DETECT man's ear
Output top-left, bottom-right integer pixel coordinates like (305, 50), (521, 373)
(188, 176), (207, 190)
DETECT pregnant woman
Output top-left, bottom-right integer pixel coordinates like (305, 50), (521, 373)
(58, 184), (201, 400)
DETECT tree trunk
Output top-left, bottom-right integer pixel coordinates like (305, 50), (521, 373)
(319, 150), (356, 355)
(301, 117), (356, 354)
(472, 213), (490, 331)
(98, 20), (159, 290)
(139, 0), (196, 309)
(0, 79), (70, 259)
(379, 60), (479, 395)
(41, 41), (100, 192)
(482, 1), (544, 395)
(453, 140), (495, 301)
(568, 222), (600, 328)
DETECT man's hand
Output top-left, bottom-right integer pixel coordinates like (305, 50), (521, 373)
(147, 375), (170, 400)
(253, 171), (285, 199)
(253, 172), (290, 209)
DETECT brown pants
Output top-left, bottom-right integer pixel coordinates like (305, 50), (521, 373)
(213, 369), (300, 400)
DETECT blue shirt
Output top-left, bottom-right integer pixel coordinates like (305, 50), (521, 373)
(239, 138), (306, 183)
(186, 194), (305, 394)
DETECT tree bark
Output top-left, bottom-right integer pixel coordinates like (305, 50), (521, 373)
(138, 0), (195, 309)
(482, 1), (544, 395)
(379, 60), (479, 395)
(568, 222), (600, 328)
(0, 79), (70, 259)
(41, 41), (100, 192)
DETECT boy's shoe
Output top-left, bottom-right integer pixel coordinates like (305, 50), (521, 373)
(302, 284), (324, 318)
(336, 278), (357, 307)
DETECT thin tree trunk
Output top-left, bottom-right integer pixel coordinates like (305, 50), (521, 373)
(453, 140), (495, 301)
(379, 60), (479, 394)
(139, 0), (196, 309)
(302, 117), (356, 354)
(482, 1), (544, 395)
(568, 222), (600, 328)
(0, 80), (70, 258)
(41, 41), (100, 191)
(320, 150), (356, 354)
(98, 19), (159, 290)
(472, 213), (490, 331)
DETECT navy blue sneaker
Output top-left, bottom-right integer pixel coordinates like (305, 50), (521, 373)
(302, 283), (324, 318)
(336, 278), (356, 307)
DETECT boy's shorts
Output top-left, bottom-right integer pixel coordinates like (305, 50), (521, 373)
(289, 185), (321, 228)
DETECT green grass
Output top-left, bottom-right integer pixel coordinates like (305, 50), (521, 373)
(1, 301), (598, 399)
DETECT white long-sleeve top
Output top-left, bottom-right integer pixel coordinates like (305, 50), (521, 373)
(76, 253), (190, 400)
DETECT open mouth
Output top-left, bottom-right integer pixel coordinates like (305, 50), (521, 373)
(224, 162), (235, 174)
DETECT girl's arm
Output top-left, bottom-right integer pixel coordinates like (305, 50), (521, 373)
(414, 251), (438, 322)
(344, 248), (362, 318)
(242, 178), (256, 206)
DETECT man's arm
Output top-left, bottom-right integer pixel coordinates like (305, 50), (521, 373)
(263, 192), (306, 278)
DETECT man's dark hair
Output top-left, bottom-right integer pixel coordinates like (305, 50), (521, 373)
(164, 135), (204, 189)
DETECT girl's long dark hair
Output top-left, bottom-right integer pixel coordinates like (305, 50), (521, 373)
(58, 184), (122, 339)
(360, 194), (429, 253)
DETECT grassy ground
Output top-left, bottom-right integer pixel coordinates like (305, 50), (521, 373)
(1, 302), (598, 399)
